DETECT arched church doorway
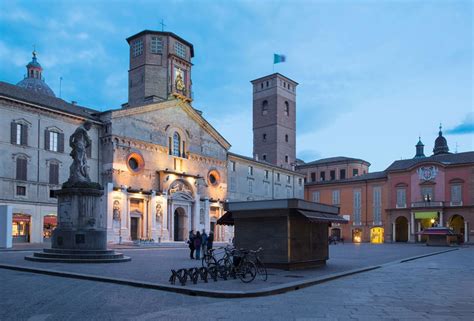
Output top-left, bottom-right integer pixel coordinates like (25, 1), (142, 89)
(449, 215), (465, 244)
(395, 216), (408, 242)
(174, 207), (188, 241)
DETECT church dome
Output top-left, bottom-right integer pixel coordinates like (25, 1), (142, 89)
(433, 126), (449, 155)
(16, 51), (55, 97)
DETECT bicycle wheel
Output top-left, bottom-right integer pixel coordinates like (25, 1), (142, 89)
(238, 260), (257, 283)
(202, 254), (217, 268)
(256, 259), (267, 281)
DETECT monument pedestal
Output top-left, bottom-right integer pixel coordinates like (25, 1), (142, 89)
(26, 186), (130, 263)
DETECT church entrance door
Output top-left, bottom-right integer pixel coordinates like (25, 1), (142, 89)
(174, 207), (188, 241)
(131, 217), (139, 240)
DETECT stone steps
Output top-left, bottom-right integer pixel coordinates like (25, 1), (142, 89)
(43, 248), (116, 255)
(33, 252), (126, 260)
(25, 255), (131, 263)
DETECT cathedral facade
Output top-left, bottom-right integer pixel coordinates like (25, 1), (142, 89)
(0, 30), (304, 245)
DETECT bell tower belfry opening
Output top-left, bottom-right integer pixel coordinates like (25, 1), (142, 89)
(125, 30), (194, 107)
(251, 73), (298, 170)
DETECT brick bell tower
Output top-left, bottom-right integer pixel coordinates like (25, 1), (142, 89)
(251, 73), (298, 170)
(125, 30), (194, 108)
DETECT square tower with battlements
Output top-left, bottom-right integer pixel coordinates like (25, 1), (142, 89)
(251, 73), (298, 170)
(125, 30), (194, 108)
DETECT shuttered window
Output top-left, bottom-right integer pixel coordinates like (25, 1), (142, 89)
(11, 122), (28, 146)
(396, 188), (406, 208)
(332, 190), (340, 205)
(451, 185), (462, 204)
(49, 163), (59, 185)
(16, 157), (27, 181)
(45, 130), (64, 152)
(373, 186), (382, 225)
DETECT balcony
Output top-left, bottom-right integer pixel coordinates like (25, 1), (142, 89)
(411, 201), (444, 208)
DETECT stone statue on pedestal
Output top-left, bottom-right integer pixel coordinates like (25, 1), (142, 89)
(68, 121), (92, 184)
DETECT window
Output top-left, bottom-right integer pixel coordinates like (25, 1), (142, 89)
(230, 161), (236, 172)
(312, 191), (320, 202)
(285, 134), (289, 142)
(173, 132), (180, 157)
(230, 177), (236, 191)
(284, 101), (289, 116)
(298, 178), (302, 186)
(320, 171), (326, 181)
(174, 42), (186, 58)
(396, 188), (406, 208)
(261, 100), (268, 115)
(373, 186), (382, 225)
(285, 155), (289, 163)
(421, 186), (433, 202)
(264, 182), (269, 196)
(16, 186), (26, 196)
(264, 170), (269, 179)
(262, 154), (267, 161)
(266, 81), (269, 87)
(310, 172), (316, 182)
(353, 169), (359, 177)
(287, 175), (291, 184)
(11, 122), (27, 146)
(340, 169), (346, 180)
(263, 133), (267, 141)
(276, 173), (280, 181)
(49, 163), (59, 185)
(332, 190), (340, 205)
(45, 130), (63, 152)
(287, 187), (291, 198)
(248, 179), (253, 193)
(208, 170), (220, 186)
(150, 36), (163, 54)
(450, 185), (462, 205)
(260, 83), (263, 89)
(132, 39), (143, 57)
(353, 189), (362, 225)
(330, 170), (336, 180)
(16, 157), (27, 181)
(248, 166), (253, 176)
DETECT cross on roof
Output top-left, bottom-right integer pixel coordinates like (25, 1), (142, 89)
(159, 19), (166, 32)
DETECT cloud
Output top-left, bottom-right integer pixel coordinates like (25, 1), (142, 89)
(446, 112), (474, 135)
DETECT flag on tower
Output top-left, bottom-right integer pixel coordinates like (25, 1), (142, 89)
(273, 54), (286, 64)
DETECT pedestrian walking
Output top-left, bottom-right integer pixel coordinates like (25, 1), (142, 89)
(201, 230), (208, 255)
(188, 230), (195, 259)
(207, 231), (214, 251)
(194, 231), (202, 260)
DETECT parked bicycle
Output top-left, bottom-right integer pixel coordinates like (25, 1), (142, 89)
(201, 248), (218, 268)
(248, 247), (267, 281)
(218, 246), (257, 283)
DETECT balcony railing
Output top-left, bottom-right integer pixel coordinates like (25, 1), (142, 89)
(411, 201), (444, 208)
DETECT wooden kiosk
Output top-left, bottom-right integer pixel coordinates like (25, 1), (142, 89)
(220, 199), (347, 270)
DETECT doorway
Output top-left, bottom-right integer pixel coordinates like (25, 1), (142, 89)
(395, 216), (408, 242)
(173, 207), (188, 241)
(370, 227), (384, 244)
(131, 217), (139, 240)
(449, 215), (465, 243)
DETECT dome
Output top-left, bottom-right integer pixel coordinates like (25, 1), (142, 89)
(16, 50), (56, 97)
(16, 77), (56, 97)
(433, 126), (449, 155)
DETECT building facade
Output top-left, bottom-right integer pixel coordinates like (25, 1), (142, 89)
(0, 29), (304, 245)
(303, 132), (474, 244)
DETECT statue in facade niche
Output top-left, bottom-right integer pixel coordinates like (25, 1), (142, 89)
(113, 200), (121, 221)
(66, 121), (92, 186)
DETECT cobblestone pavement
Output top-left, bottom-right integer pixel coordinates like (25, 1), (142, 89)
(0, 244), (450, 291)
(0, 247), (472, 320)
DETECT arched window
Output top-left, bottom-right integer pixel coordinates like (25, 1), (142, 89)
(173, 132), (181, 157)
(285, 134), (289, 142)
(262, 100), (268, 115)
(284, 101), (289, 116)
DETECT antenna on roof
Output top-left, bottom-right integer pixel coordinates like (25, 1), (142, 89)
(59, 76), (63, 98)
(455, 142), (458, 153)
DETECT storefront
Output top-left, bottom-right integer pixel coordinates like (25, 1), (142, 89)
(12, 214), (30, 243)
(370, 227), (384, 243)
(43, 215), (57, 241)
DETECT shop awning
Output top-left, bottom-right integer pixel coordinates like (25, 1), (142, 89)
(297, 210), (348, 224)
(43, 216), (57, 225)
(418, 227), (456, 236)
(216, 211), (234, 226)
(414, 211), (438, 219)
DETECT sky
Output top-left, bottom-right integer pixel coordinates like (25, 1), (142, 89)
(0, 0), (472, 171)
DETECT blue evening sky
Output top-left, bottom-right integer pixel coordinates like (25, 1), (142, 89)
(1, 0), (472, 171)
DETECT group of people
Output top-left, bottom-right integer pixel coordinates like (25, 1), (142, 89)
(187, 230), (214, 260)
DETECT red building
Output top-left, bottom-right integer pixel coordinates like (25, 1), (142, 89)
(301, 129), (473, 244)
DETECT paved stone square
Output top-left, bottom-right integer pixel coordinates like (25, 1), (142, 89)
(0, 243), (451, 291)
(0, 246), (472, 320)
